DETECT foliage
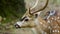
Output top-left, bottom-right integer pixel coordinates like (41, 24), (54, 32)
(0, 0), (26, 23)
(0, 0), (26, 34)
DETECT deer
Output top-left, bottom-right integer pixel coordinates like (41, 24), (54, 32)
(14, 0), (50, 34)
(45, 10), (60, 34)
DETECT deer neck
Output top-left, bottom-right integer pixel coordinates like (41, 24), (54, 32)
(33, 17), (50, 34)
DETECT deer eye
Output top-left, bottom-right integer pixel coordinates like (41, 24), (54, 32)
(25, 19), (29, 21)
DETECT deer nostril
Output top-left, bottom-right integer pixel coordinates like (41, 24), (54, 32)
(15, 24), (21, 29)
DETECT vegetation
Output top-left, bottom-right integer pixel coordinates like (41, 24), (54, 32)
(0, 0), (26, 34)
(0, 0), (26, 23)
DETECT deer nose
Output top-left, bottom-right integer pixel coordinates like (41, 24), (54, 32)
(15, 24), (21, 29)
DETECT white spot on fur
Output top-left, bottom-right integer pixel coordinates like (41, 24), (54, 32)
(40, 22), (43, 24)
(52, 30), (60, 32)
(52, 18), (54, 20)
(58, 30), (60, 33)
(52, 30), (55, 32)
(47, 20), (50, 23)
(55, 30), (58, 32)
(58, 17), (60, 19)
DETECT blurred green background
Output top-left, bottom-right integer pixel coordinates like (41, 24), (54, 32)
(0, 0), (26, 23)
(0, 0), (26, 34)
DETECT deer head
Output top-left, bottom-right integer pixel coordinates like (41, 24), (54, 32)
(14, 0), (49, 28)
(14, 0), (50, 34)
